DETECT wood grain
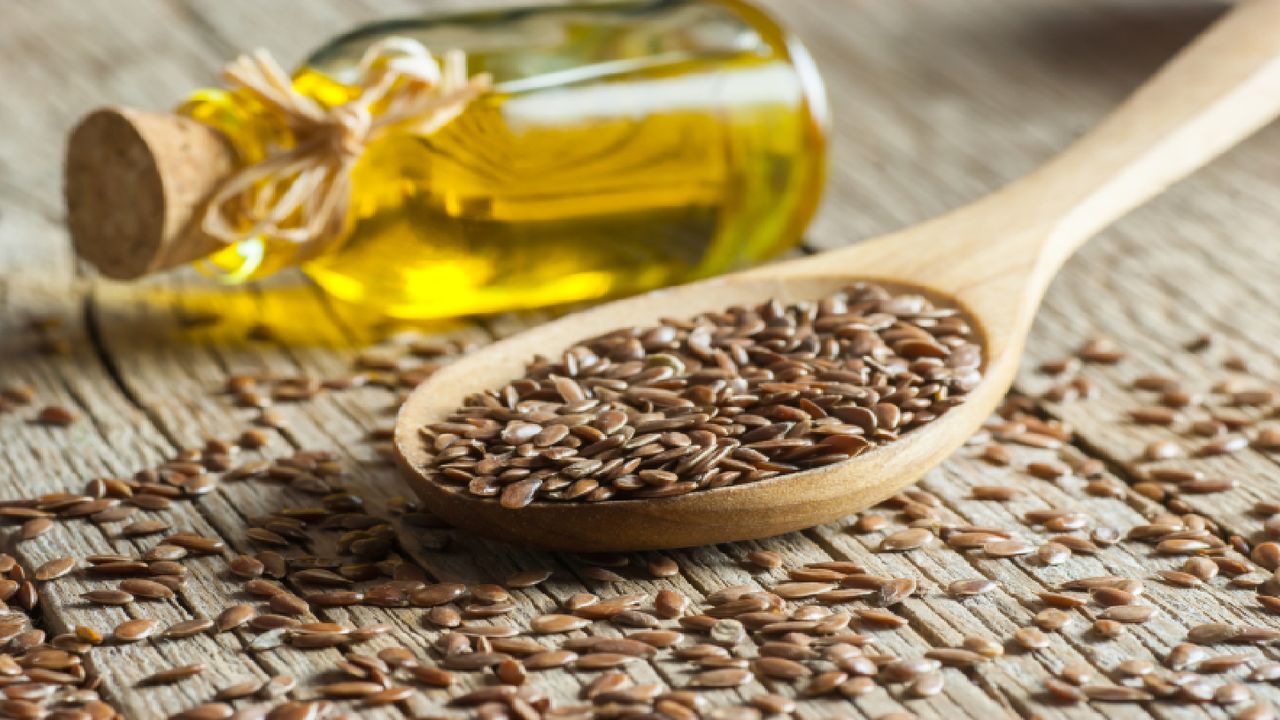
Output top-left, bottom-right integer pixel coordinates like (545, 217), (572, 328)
(2, 0), (1279, 718)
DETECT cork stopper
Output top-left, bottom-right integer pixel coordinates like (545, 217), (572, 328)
(65, 107), (235, 280)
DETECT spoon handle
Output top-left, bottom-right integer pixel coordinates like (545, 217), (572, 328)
(1009, 0), (1280, 273)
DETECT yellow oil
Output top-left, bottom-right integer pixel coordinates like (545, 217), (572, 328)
(181, 0), (826, 319)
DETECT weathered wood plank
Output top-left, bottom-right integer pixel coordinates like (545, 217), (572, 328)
(5, 0), (1280, 717)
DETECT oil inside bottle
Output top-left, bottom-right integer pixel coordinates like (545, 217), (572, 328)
(182, 0), (826, 319)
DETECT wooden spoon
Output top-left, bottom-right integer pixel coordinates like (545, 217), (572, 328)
(396, 0), (1280, 551)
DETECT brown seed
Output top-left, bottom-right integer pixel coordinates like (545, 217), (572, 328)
(268, 593), (310, 616)
(1059, 664), (1093, 685)
(113, 618), (160, 642)
(1198, 653), (1253, 673)
(575, 652), (639, 671)
(1115, 659), (1154, 676)
(215, 680), (265, 701)
(83, 589), (133, 606)
(1215, 682), (1250, 705)
(1013, 627), (1049, 650)
(970, 485), (1021, 501)
(411, 582), (466, 606)
(1199, 435), (1249, 456)
(648, 556), (680, 577)
(655, 588), (690, 618)
(1131, 406), (1178, 425)
(1037, 542), (1071, 565)
(1157, 570), (1202, 588)
(531, 614), (591, 634)
(1035, 609), (1072, 631)
(33, 556), (75, 581)
(751, 693), (795, 715)
(120, 578), (174, 600)
(984, 539), (1036, 558)
(443, 652), (511, 671)
(911, 671), (945, 697)
(746, 550), (783, 569)
(1101, 605), (1156, 623)
(140, 663), (205, 685)
(1044, 678), (1085, 703)
(36, 405), (76, 426)
(1091, 587), (1136, 606)
(856, 608), (906, 627)
(364, 686), (415, 706)
(121, 519), (170, 537)
(173, 703), (232, 720)
(753, 656), (811, 679)
(506, 570), (552, 588)
(164, 618), (214, 638)
(1143, 439), (1182, 460)
(229, 555), (266, 578)
(408, 665), (454, 687)
(1187, 622), (1239, 644)
(217, 604), (256, 631)
(1167, 643), (1207, 670)
(1156, 538), (1212, 555)
(689, 668), (753, 688)
(879, 528), (934, 552)
(948, 579), (997, 597)
(925, 648), (987, 668)
(18, 518), (53, 541)
(318, 681), (383, 698)
(773, 582), (836, 599)
(496, 658), (527, 685)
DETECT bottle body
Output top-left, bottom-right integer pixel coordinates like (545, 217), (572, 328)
(183, 0), (827, 318)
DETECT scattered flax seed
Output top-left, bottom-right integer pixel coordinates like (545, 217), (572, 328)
(216, 604), (255, 632)
(1078, 336), (1125, 364)
(984, 539), (1035, 558)
(879, 528), (934, 552)
(83, 590), (133, 606)
(35, 405), (76, 426)
(506, 570), (553, 588)
(140, 663), (205, 686)
(947, 579), (996, 597)
(33, 557), (75, 581)
(161, 618), (214, 639)
(1199, 435), (1249, 456)
(637, 557), (677, 579)
(1131, 406), (1178, 425)
(1143, 440), (1181, 461)
(970, 485), (1020, 501)
(746, 550), (783, 570)
(1012, 627), (1049, 650)
(980, 443), (1012, 466)
(112, 618), (159, 642)
(1093, 619), (1124, 639)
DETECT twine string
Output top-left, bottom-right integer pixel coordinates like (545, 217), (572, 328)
(201, 39), (492, 249)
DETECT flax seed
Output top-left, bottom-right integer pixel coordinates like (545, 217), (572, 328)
(879, 528), (934, 552)
(36, 405), (76, 426)
(140, 663), (205, 685)
(948, 579), (996, 597)
(33, 557), (75, 581)
(119, 579), (173, 600)
(83, 590), (133, 606)
(113, 618), (159, 642)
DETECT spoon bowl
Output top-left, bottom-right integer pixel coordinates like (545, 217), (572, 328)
(396, 270), (1011, 551)
(396, 0), (1280, 550)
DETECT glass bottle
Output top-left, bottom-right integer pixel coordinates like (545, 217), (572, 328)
(135, 1), (827, 318)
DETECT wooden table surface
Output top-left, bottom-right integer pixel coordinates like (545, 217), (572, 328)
(4, 1), (1280, 718)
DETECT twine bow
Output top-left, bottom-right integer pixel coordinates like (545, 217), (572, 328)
(201, 38), (492, 250)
